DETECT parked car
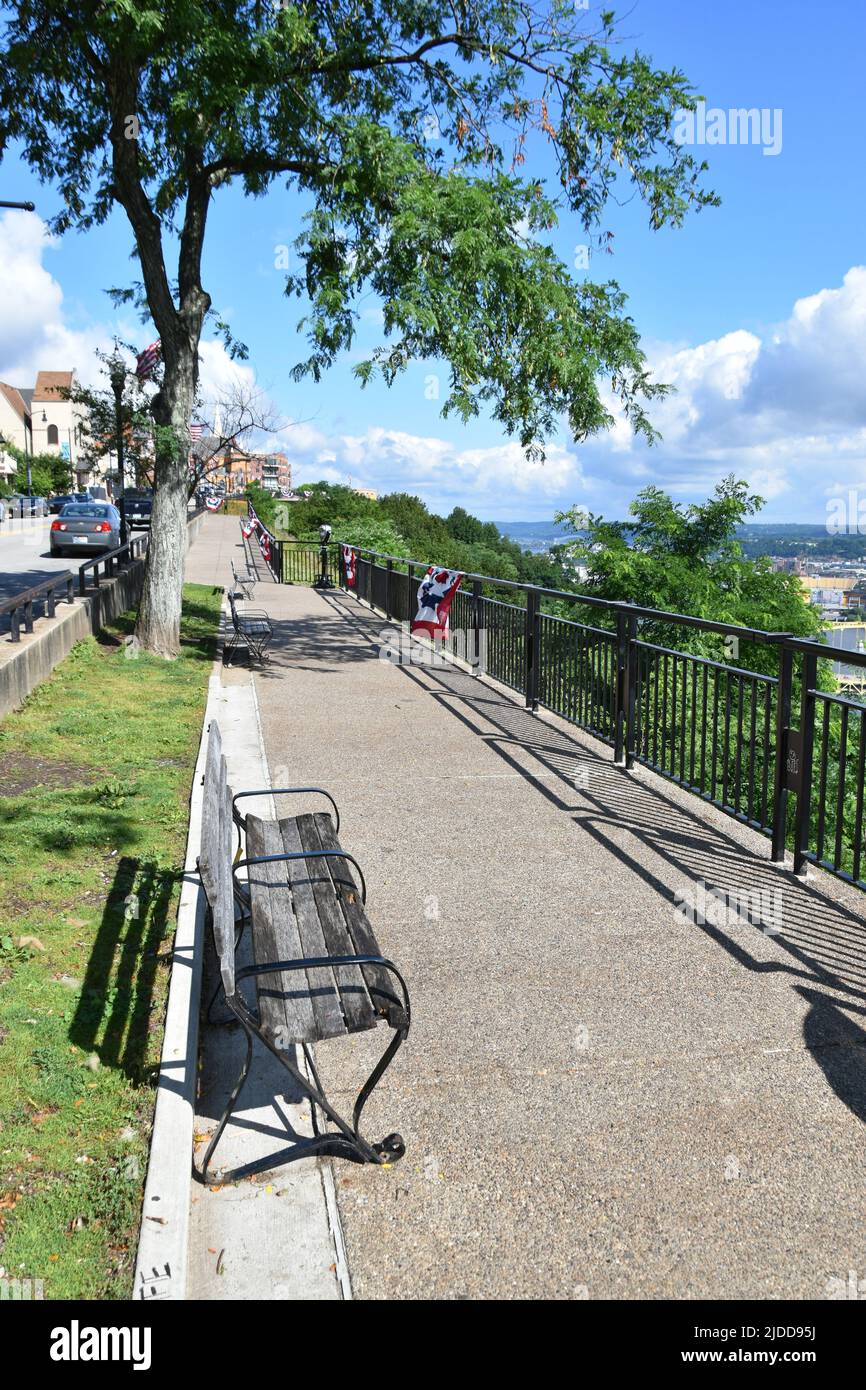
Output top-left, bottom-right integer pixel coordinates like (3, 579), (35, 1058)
(49, 502), (121, 556)
(8, 493), (49, 517)
(49, 492), (91, 514)
(118, 490), (153, 528)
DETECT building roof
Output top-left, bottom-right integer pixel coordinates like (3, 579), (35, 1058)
(32, 371), (74, 402)
(800, 575), (858, 591)
(0, 380), (30, 423)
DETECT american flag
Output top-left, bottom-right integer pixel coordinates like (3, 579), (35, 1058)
(342, 545), (357, 588)
(135, 339), (161, 380)
(189, 422), (205, 442)
(411, 567), (463, 639)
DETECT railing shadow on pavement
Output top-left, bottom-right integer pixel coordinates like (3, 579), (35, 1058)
(320, 587), (866, 1124)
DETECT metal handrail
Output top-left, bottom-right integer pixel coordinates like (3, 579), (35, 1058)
(0, 571), (75, 643)
(337, 540), (866, 891)
(78, 533), (148, 594)
(342, 541), (850, 662)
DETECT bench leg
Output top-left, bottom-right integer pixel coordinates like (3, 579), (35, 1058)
(224, 628), (239, 665)
(304, 1025), (408, 1163)
(193, 995), (407, 1184)
(194, 1024), (254, 1185)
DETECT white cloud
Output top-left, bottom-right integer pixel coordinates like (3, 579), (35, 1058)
(197, 338), (256, 401)
(0, 211), (114, 385)
(302, 426), (585, 511)
(577, 266), (866, 517)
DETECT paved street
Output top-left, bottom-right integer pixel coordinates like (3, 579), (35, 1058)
(0, 515), (71, 605)
(187, 516), (866, 1300)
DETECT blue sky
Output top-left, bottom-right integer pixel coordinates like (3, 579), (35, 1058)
(1, 0), (864, 524)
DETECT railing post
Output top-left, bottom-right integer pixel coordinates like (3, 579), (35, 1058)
(614, 608), (628, 765)
(472, 578), (482, 676)
(793, 649), (818, 877)
(524, 586), (540, 711)
(624, 611), (639, 769)
(406, 562), (414, 622)
(771, 644), (795, 862)
(385, 557), (393, 622)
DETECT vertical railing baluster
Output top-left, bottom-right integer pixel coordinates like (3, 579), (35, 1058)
(771, 645), (795, 862)
(793, 651), (818, 876)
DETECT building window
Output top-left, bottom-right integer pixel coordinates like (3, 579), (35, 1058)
(46, 424), (59, 445)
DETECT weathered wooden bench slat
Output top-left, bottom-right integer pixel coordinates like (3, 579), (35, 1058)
(198, 726), (235, 996)
(195, 719), (409, 1182)
(310, 812), (407, 1028)
(294, 814), (377, 1035)
(278, 815), (347, 1041)
(246, 815), (317, 1045)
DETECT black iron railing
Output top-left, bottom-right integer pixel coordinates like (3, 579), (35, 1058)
(246, 501), (284, 583)
(334, 542), (866, 896)
(78, 534), (148, 595)
(0, 571), (75, 642)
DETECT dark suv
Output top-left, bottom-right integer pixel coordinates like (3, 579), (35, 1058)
(118, 491), (153, 527)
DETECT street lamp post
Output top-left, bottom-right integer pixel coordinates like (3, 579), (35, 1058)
(2, 200), (35, 511)
(108, 354), (128, 546)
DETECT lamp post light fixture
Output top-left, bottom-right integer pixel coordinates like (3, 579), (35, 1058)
(0, 199), (36, 211)
(108, 352), (128, 546)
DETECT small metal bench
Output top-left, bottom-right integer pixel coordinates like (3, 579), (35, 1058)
(231, 559), (257, 600)
(224, 589), (273, 665)
(195, 722), (410, 1183)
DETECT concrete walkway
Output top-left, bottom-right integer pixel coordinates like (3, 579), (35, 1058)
(186, 516), (866, 1299)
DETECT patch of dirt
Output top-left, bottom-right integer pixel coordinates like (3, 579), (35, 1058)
(0, 752), (90, 798)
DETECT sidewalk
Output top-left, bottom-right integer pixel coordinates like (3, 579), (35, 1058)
(184, 516), (866, 1299)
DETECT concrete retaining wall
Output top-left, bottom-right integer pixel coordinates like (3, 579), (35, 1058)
(0, 515), (210, 722)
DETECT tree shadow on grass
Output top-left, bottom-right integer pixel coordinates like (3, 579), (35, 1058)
(70, 855), (176, 1083)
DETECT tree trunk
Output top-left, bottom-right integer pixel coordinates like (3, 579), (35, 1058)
(133, 358), (196, 658)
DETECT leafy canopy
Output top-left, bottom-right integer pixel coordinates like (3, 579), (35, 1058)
(556, 477), (824, 663)
(0, 2), (717, 454)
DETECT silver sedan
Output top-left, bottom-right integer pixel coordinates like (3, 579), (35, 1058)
(49, 502), (122, 556)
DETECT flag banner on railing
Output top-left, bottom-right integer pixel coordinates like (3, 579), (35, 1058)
(260, 532), (271, 563)
(411, 567), (463, 639)
(242, 517), (257, 539)
(204, 496), (222, 512)
(342, 545), (357, 588)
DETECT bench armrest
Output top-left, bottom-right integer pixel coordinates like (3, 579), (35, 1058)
(232, 788), (340, 835)
(234, 953), (410, 1028)
(234, 848), (366, 904)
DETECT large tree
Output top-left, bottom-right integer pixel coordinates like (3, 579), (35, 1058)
(0, 2), (716, 655)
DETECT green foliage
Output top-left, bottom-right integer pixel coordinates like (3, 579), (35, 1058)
(0, 437), (73, 496)
(556, 476), (825, 667)
(0, 3), (716, 462)
(66, 349), (163, 490)
(0, 584), (220, 1299)
(245, 482), (278, 531)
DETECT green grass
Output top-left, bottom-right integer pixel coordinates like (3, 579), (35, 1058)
(0, 584), (221, 1299)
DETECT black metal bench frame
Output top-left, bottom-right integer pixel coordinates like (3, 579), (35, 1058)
(224, 589), (273, 665)
(231, 558), (257, 601)
(194, 723), (410, 1185)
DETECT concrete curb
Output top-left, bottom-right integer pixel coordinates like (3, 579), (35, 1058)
(131, 653), (222, 1301)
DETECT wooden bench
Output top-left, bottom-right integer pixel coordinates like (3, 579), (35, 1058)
(224, 589), (273, 665)
(195, 722), (410, 1183)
